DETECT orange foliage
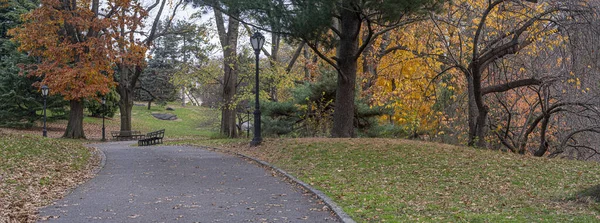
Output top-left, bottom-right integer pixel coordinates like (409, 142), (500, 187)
(8, 0), (146, 100)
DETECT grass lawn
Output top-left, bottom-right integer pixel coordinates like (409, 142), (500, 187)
(174, 138), (600, 222)
(128, 104), (220, 139)
(0, 132), (98, 222)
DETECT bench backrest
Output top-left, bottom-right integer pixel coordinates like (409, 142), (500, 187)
(112, 130), (141, 136)
(146, 129), (165, 138)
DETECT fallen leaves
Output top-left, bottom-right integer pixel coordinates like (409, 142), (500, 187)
(0, 132), (99, 222)
(179, 137), (600, 222)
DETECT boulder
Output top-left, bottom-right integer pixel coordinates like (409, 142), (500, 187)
(152, 113), (177, 121)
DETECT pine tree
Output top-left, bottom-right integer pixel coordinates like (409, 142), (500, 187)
(0, 0), (67, 128)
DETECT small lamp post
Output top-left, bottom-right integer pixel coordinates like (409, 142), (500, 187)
(41, 85), (49, 137)
(101, 97), (106, 141)
(250, 31), (265, 146)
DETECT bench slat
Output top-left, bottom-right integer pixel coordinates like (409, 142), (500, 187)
(138, 129), (165, 146)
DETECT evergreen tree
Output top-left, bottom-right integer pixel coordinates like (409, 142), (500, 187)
(0, 0), (67, 128)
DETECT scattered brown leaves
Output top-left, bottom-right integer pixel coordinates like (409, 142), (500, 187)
(0, 131), (100, 222)
(180, 137), (600, 222)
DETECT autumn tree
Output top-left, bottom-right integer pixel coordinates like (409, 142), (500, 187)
(358, 24), (445, 139)
(9, 0), (122, 138)
(419, 0), (590, 148)
(110, 0), (183, 134)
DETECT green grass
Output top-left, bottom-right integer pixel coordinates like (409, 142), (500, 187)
(176, 138), (600, 222)
(129, 104), (220, 139)
(147, 105), (600, 222)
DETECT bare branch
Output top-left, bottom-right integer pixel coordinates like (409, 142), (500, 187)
(482, 78), (542, 95)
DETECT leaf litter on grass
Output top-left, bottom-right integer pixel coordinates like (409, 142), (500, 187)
(177, 137), (600, 222)
(0, 131), (99, 222)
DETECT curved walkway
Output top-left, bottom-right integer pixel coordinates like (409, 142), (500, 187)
(38, 142), (338, 222)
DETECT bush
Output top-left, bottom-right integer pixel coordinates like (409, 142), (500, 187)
(85, 89), (120, 118)
(262, 71), (387, 137)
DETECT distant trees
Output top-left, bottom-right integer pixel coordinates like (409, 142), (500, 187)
(111, 0), (184, 133)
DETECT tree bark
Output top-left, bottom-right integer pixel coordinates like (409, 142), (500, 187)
(215, 8), (239, 138)
(63, 100), (85, 139)
(331, 2), (360, 138)
(533, 114), (550, 156)
(117, 65), (136, 134)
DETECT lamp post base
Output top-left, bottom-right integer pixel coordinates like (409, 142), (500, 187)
(43, 130), (47, 137)
(250, 138), (262, 146)
(101, 127), (106, 141)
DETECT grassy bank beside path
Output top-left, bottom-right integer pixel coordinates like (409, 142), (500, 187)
(174, 138), (600, 222)
(0, 131), (98, 222)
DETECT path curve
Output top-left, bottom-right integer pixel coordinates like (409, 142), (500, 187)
(38, 142), (338, 222)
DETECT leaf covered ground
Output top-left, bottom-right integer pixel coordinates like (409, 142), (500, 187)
(0, 130), (99, 222)
(176, 138), (600, 222)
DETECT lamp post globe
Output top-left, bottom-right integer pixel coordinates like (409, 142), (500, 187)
(41, 85), (49, 137)
(250, 31), (265, 146)
(101, 97), (106, 141)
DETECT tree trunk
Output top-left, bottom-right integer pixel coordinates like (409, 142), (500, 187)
(221, 43), (238, 137)
(181, 87), (186, 106)
(118, 70), (134, 134)
(118, 96), (133, 134)
(534, 114), (550, 156)
(63, 100), (85, 139)
(467, 63), (489, 147)
(331, 2), (360, 138)
(215, 8), (239, 138)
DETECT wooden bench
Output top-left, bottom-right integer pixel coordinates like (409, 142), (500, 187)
(138, 129), (165, 146)
(111, 130), (145, 141)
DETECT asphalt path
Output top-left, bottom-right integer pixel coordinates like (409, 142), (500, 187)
(38, 141), (338, 222)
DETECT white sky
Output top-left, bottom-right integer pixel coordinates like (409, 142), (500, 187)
(142, 1), (271, 58)
(142, 0), (271, 57)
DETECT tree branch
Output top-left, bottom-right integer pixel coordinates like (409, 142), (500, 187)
(482, 78), (542, 95)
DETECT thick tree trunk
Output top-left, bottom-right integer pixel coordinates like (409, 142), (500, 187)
(118, 85), (133, 134)
(117, 66), (134, 134)
(331, 3), (360, 138)
(467, 65), (489, 148)
(221, 48), (238, 137)
(215, 8), (239, 138)
(63, 100), (85, 139)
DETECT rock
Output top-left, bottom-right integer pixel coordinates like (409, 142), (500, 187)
(152, 113), (177, 121)
(166, 107), (175, 111)
(240, 121), (252, 131)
